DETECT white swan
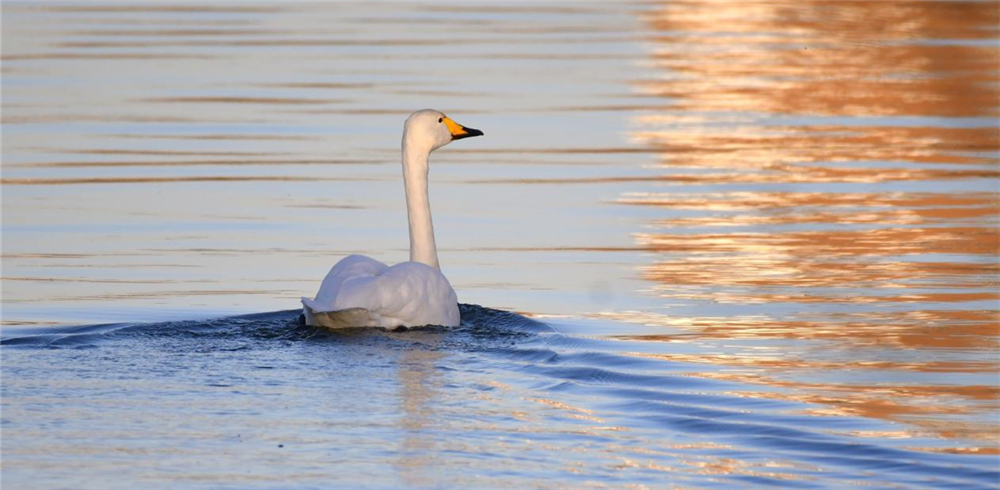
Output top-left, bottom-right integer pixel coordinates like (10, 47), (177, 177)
(301, 109), (483, 328)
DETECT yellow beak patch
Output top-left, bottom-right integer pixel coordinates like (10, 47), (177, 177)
(442, 116), (484, 140)
(442, 117), (466, 137)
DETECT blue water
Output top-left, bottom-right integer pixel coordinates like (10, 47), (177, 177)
(3, 305), (997, 489)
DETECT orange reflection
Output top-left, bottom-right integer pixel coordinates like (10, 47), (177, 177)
(620, 0), (1000, 454)
(640, 1), (999, 118)
(634, 125), (999, 170)
(602, 309), (998, 351)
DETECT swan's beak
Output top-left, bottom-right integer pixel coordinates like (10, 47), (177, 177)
(443, 117), (484, 141)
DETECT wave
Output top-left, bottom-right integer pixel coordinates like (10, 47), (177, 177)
(3, 304), (997, 489)
(0, 304), (547, 349)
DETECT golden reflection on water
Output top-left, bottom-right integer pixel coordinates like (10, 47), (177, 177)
(394, 336), (445, 488)
(640, 1), (999, 118)
(621, 191), (1000, 226)
(618, 0), (1000, 451)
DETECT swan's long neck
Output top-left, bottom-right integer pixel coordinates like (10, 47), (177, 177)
(402, 140), (440, 269)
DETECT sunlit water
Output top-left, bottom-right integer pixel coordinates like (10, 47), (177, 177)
(3, 2), (998, 489)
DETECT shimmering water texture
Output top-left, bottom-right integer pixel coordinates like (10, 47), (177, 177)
(4, 306), (999, 489)
(3, 2), (999, 489)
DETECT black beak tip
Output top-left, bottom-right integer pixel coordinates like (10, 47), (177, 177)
(457, 126), (483, 139)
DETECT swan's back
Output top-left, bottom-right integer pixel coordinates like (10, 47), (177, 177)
(310, 255), (388, 306)
(302, 255), (459, 328)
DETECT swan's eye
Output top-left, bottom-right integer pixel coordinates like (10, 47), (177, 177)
(438, 117), (443, 123)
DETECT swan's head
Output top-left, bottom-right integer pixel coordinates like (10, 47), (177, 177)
(403, 109), (483, 153)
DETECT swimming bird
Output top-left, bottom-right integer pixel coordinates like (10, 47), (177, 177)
(301, 109), (483, 328)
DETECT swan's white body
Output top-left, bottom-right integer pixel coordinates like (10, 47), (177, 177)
(301, 255), (459, 328)
(301, 109), (482, 328)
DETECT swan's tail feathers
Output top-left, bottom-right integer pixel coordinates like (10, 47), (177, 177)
(301, 298), (375, 329)
(301, 297), (326, 313)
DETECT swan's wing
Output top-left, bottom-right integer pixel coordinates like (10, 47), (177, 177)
(302, 258), (459, 327)
(305, 255), (388, 311)
(302, 307), (375, 329)
(328, 262), (459, 327)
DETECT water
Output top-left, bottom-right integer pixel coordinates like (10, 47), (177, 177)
(2, 2), (998, 489)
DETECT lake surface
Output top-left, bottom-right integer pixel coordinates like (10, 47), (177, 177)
(2, 2), (998, 489)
